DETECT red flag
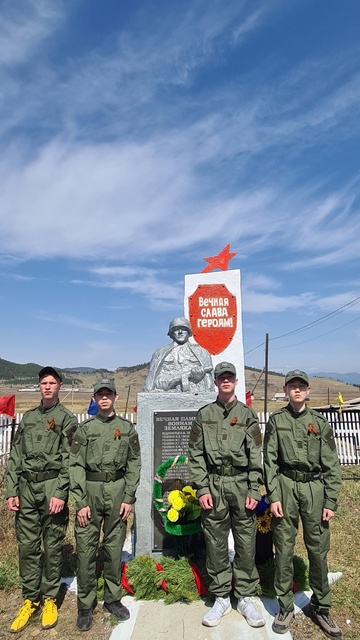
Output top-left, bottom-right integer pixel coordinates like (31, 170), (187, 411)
(246, 391), (252, 407)
(0, 395), (15, 418)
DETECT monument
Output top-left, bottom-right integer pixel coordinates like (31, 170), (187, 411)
(137, 317), (215, 554)
(144, 317), (214, 393)
(135, 245), (246, 555)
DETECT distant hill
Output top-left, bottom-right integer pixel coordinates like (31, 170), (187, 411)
(62, 367), (101, 374)
(0, 357), (81, 386)
(116, 363), (150, 373)
(315, 372), (360, 386)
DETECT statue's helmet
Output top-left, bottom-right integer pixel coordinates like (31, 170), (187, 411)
(167, 317), (193, 338)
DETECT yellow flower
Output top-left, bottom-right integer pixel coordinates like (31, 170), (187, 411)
(182, 485), (197, 498)
(172, 496), (186, 511)
(166, 486), (201, 524)
(167, 508), (179, 522)
(168, 490), (183, 506)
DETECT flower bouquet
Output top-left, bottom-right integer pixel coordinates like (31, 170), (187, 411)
(153, 455), (202, 536)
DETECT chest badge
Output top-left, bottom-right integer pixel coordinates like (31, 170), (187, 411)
(47, 418), (55, 431)
(308, 423), (319, 435)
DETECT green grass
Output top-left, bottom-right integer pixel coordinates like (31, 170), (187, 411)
(292, 466), (360, 639)
(1, 464), (360, 638)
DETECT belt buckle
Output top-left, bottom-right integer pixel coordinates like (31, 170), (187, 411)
(106, 471), (115, 482)
(222, 466), (232, 476)
(297, 471), (306, 482)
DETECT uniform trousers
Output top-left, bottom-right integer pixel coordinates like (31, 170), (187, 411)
(75, 478), (127, 610)
(272, 474), (331, 612)
(15, 475), (68, 601)
(202, 474), (259, 599)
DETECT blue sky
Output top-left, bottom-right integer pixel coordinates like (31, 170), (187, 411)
(0, 0), (359, 375)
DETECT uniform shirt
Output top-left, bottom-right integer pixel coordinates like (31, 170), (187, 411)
(263, 404), (342, 511)
(188, 397), (263, 501)
(5, 401), (77, 501)
(70, 413), (141, 510)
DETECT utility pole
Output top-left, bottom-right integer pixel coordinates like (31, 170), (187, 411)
(124, 385), (131, 417)
(264, 333), (269, 416)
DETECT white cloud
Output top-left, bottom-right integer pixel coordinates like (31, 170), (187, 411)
(0, 0), (62, 65)
(243, 290), (316, 313)
(0, 132), (359, 275)
(34, 313), (117, 334)
(72, 266), (183, 312)
(0, 1), (359, 280)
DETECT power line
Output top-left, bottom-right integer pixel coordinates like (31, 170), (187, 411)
(244, 293), (360, 356)
(272, 315), (360, 349)
(271, 295), (360, 341)
(245, 341), (266, 355)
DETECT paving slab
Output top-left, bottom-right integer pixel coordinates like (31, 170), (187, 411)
(108, 574), (342, 640)
(109, 595), (291, 640)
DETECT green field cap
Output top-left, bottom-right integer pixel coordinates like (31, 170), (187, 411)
(38, 366), (62, 383)
(214, 362), (236, 379)
(285, 370), (309, 385)
(94, 378), (116, 394)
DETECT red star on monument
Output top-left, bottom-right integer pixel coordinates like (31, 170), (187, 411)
(201, 244), (237, 273)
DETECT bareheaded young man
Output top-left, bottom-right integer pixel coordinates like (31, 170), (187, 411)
(6, 366), (77, 633)
(263, 370), (342, 638)
(188, 362), (265, 629)
(70, 378), (141, 632)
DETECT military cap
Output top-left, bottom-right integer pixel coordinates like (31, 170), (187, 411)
(38, 366), (62, 383)
(284, 369), (309, 386)
(214, 361), (237, 379)
(93, 377), (117, 394)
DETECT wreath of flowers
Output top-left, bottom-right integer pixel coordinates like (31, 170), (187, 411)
(121, 555), (207, 603)
(120, 554), (309, 602)
(153, 455), (202, 536)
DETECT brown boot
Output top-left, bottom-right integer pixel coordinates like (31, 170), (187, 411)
(272, 609), (295, 634)
(311, 609), (342, 639)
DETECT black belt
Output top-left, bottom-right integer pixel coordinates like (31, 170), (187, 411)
(86, 469), (125, 482)
(280, 468), (322, 483)
(21, 470), (59, 483)
(209, 465), (246, 477)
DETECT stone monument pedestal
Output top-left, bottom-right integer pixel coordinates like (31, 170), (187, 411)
(135, 391), (216, 556)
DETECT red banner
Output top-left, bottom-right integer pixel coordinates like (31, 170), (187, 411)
(0, 394), (15, 418)
(246, 391), (252, 407)
(189, 284), (237, 355)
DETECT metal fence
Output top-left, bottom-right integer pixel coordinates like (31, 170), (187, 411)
(1, 409), (359, 466)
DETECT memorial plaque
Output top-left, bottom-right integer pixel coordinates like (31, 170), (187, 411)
(152, 410), (197, 550)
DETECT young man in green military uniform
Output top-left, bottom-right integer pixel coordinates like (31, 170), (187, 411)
(70, 378), (141, 632)
(263, 370), (342, 638)
(188, 362), (265, 629)
(6, 366), (77, 633)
